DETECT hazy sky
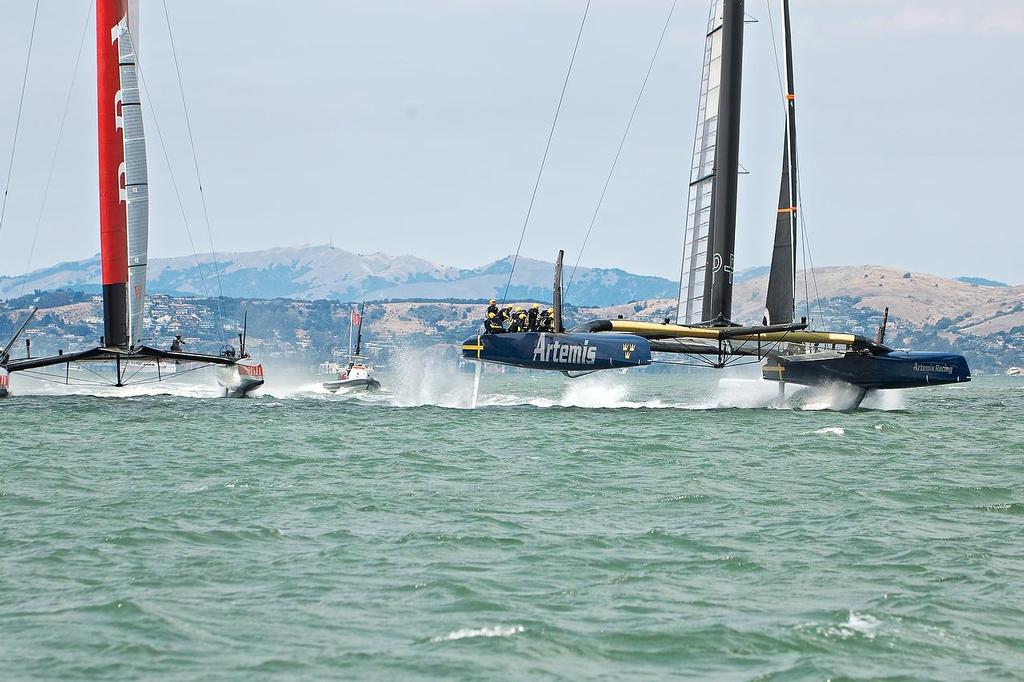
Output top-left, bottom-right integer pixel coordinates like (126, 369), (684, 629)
(1, 0), (1021, 284)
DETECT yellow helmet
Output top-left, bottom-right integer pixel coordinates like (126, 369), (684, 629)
(488, 312), (496, 319)
(514, 306), (523, 312)
(547, 308), (554, 313)
(488, 298), (496, 305)
(532, 303), (540, 309)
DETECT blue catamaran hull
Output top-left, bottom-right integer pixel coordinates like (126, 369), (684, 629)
(763, 350), (971, 390)
(462, 332), (652, 373)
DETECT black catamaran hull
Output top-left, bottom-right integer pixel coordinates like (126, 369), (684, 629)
(322, 378), (381, 393)
(762, 351), (971, 390)
(462, 332), (652, 372)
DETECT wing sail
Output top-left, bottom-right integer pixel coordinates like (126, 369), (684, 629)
(677, 1), (724, 325)
(764, 0), (798, 326)
(119, 1), (150, 348)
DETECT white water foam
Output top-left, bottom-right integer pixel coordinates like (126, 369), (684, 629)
(813, 427), (845, 436)
(431, 625), (525, 642)
(388, 347), (477, 408)
(796, 611), (882, 640)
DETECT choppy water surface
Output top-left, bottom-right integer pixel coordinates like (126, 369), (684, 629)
(2, 370), (1023, 680)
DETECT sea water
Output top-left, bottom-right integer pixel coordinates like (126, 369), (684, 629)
(1, 367), (1022, 680)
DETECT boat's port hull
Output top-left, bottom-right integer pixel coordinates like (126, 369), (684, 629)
(461, 332), (651, 372)
(763, 350), (971, 390)
(323, 378), (381, 393)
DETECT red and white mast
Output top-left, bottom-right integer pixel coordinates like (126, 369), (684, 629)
(97, 0), (148, 348)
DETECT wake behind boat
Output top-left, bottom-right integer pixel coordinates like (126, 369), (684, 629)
(0, 0), (264, 398)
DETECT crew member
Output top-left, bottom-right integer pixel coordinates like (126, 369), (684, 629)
(484, 312), (505, 334)
(486, 298), (500, 319)
(508, 311), (525, 333)
(499, 306), (513, 326)
(527, 303), (540, 331)
(538, 308), (552, 332)
(543, 308), (557, 332)
(170, 335), (184, 352)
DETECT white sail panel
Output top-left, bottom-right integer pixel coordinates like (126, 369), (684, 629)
(117, 6), (149, 348)
(677, 1), (724, 324)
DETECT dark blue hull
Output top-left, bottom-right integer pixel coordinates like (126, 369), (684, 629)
(462, 332), (652, 372)
(763, 351), (971, 390)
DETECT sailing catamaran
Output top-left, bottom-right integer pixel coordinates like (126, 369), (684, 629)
(0, 0), (264, 398)
(322, 303), (381, 393)
(462, 0), (970, 407)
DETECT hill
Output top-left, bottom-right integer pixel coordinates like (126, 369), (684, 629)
(0, 245), (677, 307)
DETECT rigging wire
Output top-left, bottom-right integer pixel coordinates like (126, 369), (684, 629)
(161, 0), (228, 335)
(500, 0), (592, 305)
(0, 0), (42, 238)
(17, 0), (95, 300)
(564, 0), (678, 302)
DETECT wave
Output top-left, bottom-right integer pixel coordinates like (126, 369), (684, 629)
(430, 625), (525, 642)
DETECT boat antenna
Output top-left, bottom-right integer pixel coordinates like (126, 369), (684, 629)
(0, 0), (41, 239)
(564, 0), (678, 303)
(501, 0), (592, 305)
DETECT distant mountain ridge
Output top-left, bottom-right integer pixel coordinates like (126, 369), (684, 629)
(0, 245), (678, 307)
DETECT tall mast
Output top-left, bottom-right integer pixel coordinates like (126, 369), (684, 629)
(701, 0), (745, 325)
(764, 0), (799, 325)
(97, 0), (149, 348)
(97, 0), (129, 347)
(354, 303), (365, 358)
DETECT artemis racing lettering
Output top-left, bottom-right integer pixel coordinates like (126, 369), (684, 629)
(532, 334), (598, 366)
(913, 363), (953, 374)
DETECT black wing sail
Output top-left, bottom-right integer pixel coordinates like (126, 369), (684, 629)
(764, 0), (799, 326)
(677, 0), (745, 326)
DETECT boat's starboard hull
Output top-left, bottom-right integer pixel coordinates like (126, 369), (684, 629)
(217, 363), (265, 398)
(462, 332), (652, 372)
(763, 350), (971, 390)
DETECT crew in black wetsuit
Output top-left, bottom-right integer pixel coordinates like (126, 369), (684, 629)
(499, 306), (513, 327)
(170, 335), (184, 352)
(486, 298), (500, 319)
(508, 312), (525, 333)
(484, 312), (505, 334)
(538, 308), (552, 332)
(542, 308), (557, 332)
(527, 304), (540, 331)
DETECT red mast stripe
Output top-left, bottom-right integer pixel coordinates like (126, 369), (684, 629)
(97, 0), (128, 287)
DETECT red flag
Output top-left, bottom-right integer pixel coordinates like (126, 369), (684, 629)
(352, 311), (361, 326)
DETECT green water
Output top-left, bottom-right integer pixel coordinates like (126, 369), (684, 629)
(2, 372), (1023, 680)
